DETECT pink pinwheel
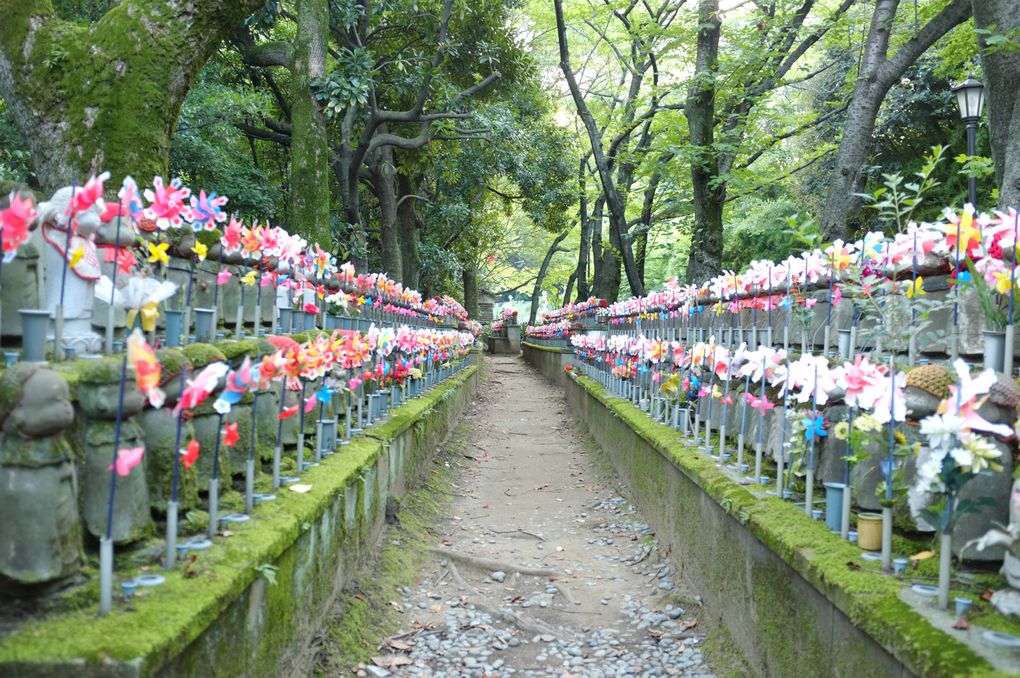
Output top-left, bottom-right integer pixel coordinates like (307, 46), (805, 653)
(221, 217), (243, 254)
(1, 192), (36, 255)
(940, 359), (1014, 437)
(174, 362), (229, 415)
(217, 270), (232, 285)
(744, 392), (775, 415)
(118, 176), (144, 222)
(187, 189), (228, 231)
(69, 172), (110, 216)
(144, 177), (191, 229)
(304, 393), (318, 413)
(110, 447), (144, 477)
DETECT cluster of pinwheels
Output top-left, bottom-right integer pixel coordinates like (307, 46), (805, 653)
(591, 205), (1019, 323)
(539, 297), (607, 324)
(111, 325), (476, 478)
(1, 174), (471, 327)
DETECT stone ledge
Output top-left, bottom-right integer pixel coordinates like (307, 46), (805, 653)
(520, 341), (573, 354)
(0, 365), (478, 678)
(567, 371), (1009, 678)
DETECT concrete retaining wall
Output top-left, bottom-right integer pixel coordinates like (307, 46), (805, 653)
(521, 342), (573, 386)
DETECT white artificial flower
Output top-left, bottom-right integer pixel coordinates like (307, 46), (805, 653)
(919, 413), (965, 450)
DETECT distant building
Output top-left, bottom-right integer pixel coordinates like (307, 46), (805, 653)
(479, 290), (496, 323)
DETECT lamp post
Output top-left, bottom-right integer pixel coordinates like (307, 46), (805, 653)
(949, 77), (985, 361)
(952, 77), (985, 207)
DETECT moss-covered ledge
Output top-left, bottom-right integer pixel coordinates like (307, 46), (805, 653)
(520, 341), (572, 354)
(567, 372), (1009, 678)
(0, 364), (477, 678)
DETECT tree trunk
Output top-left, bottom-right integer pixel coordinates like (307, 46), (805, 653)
(530, 229), (571, 325)
(820, 0), (970, 240)
(574, 157), (591, 300)
(685, 0), (724, 285)
(563, 271), (576, 306)
(553, 0), (644, 297)
(0, 0), (263, 191)
(288, 0), (331, 246)
(374, 142), (402, 280)
(461, 263), (479, 320)
(397, 173), (423, 288)
(973, 0), (1020, 208)
(590, 196), (604, 298)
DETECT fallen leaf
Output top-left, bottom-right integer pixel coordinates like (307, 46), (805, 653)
(846, 561), (861, 571)
(289, 484), (313, 493)
(981, 587), (995, 602)
(372, 655), (413, 669)
(952, 617), (970, 630)
(909, 550), (935, 561)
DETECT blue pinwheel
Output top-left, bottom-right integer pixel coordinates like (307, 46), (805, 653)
(802, 413), (827, 440)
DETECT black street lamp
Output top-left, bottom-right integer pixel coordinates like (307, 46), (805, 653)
(952, 76), (985, 207)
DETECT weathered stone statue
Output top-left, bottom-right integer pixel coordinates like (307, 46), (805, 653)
(35, 186), (106, 354)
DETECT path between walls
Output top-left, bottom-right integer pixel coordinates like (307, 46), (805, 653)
(351, 355), (726, 678)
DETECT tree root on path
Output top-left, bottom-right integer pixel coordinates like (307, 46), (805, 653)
(431, 547), (560, 577)
(443, 560), (565, 639)
(487, 527), (545, 541)
(552, 582), (580, 606)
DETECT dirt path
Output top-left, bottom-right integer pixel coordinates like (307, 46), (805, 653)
(356, 356), (718, 678)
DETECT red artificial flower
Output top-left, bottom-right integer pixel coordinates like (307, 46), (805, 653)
(181, 440), (200, 470)
(222, 422), (239, 447)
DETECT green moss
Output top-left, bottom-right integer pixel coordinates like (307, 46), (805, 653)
(181, 343), (227, 368)
(522, 341), (572, 354)
(154, 347), (190, 380)
(215, 339), (260, 362)
(72, 355), (125, 385)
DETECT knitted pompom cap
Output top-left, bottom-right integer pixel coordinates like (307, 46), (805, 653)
(904, 364), (954, 400)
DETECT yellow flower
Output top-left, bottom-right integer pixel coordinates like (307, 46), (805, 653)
(68, 245), (84, 267)
(856, 414), (881, 432)
(192, 241), (208, 262)
(240, 270), (257, 286)
(147, 241), (170, 266)
(833, 421), (850, 440)
(905, 276), (926, 299)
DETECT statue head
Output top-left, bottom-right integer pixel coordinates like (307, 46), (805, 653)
(36, 186), (105, 238)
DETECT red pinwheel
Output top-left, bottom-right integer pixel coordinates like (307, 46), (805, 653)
(222, 423), (239, 448)
(69, 172), (110, 215)
(181, 440), (200, 470)
(2, 192), (37, 255)
(175, 362), (229, 415)
(278, 404), (300, 420)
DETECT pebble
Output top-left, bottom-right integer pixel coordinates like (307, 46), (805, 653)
(490, 570), (506, 583)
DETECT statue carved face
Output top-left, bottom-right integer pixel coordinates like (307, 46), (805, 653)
(36, 186), (104, 237)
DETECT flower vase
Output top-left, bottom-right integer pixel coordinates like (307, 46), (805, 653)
(983, 330), (1006, 373)
(19, 309), (51, 362)
(824, 483), (847, 533)
(164, 309), (183, 348)
(856, 512), (883, 551)
(193, 308), (215, 343)
(837, 328), (851, 360)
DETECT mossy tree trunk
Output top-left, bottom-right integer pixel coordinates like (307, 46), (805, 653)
(0, 0), (263, 191)
(374, 140), (402, 280)
(288, 0), (331, 247)
(461, 263), (478, 321)
(396, 172), (423, 289)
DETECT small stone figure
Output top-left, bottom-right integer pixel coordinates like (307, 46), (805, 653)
(35, 186), (108, 354)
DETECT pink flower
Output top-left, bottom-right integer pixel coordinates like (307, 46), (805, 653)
(110, 447), (144, 477)
(217, 270), (232, 285)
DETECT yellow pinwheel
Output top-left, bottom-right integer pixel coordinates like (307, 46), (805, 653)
(147, 241), (170, 266)
(240, 270), (257, 286)
(68, 245), (84, 267)
(191, 241), (208, 262)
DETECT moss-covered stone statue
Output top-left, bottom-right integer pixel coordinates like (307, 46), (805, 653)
(0, 363), (81, 590)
